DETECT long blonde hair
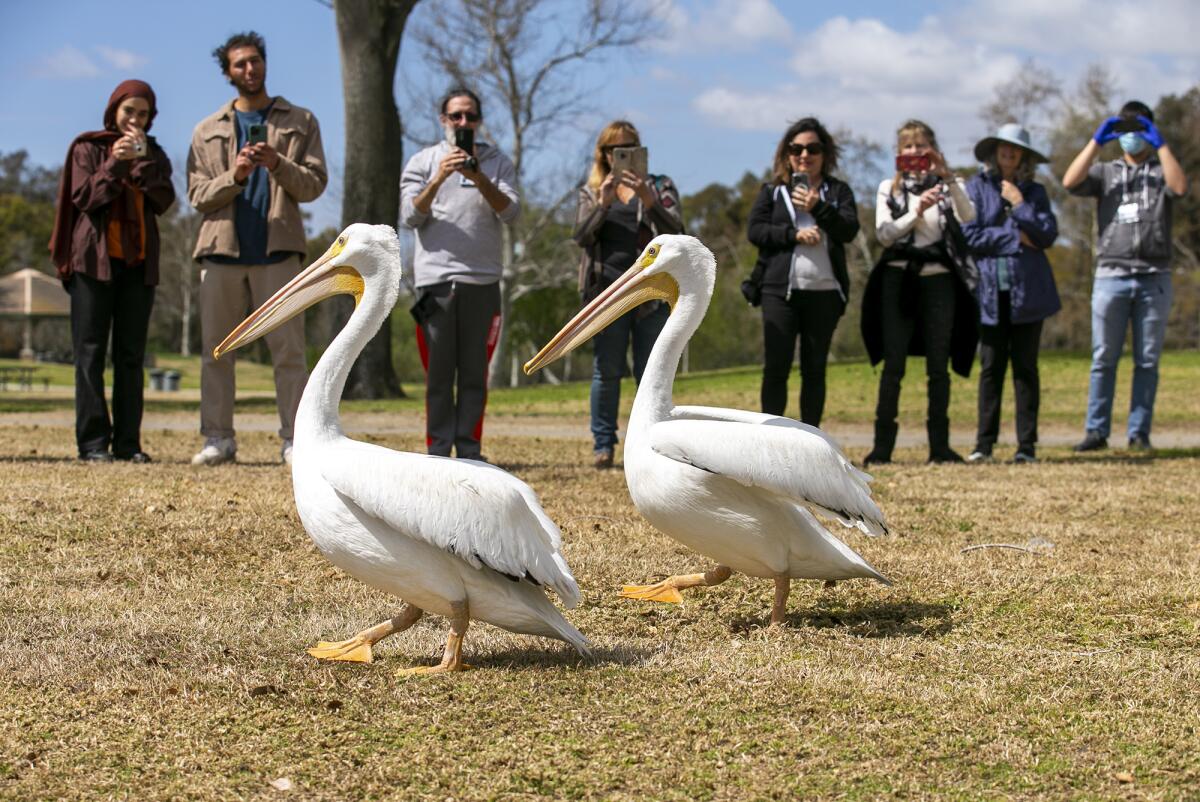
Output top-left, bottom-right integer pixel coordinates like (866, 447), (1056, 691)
(587, 120), (640, 191)
(892, 119), (940, 194)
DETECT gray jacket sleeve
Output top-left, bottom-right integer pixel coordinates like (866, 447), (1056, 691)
(491, 150), (521, 224)
(400, 150), (431, 228)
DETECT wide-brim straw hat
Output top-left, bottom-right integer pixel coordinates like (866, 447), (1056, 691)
(974, 123), (1047, 164)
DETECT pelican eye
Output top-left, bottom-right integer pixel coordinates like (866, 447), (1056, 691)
(338, 236), (346, 246)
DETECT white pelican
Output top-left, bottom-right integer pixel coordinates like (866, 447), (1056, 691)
(525, 235), (890, 625)
(215, 224), (589, 673)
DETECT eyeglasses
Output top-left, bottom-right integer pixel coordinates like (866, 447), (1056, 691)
(787, 142), (825, 157)
(445, 111), (481, 123)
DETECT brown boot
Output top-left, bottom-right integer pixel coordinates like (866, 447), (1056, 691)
(593, 449), (614, 469)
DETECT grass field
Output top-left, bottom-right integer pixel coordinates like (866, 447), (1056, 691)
(1, 382), (1199, 800)
(4, 350), (1200, 435)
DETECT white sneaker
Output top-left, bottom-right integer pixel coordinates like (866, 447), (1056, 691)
(966, 450), (993, 463)
(191, 437), (237, 466)
(281, 439), (294, 465)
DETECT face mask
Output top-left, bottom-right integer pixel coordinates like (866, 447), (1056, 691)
(1119, 132), (1148, 155)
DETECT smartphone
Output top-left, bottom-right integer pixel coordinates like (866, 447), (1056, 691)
(247, 123), (267, 146)
(453, 128), (478, 171)
(896, 153), (931, 173)
(612, 146), (648, 179)
(1113, 118), (1146, 134)
(789, 172), (810, 192)
(133, 139), (148, 158)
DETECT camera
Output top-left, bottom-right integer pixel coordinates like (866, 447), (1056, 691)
(789, 172), (810, 193)
(454, 128), (478, 172)
(133, 139), (148, 158)
(1113, 118), (1146, 134)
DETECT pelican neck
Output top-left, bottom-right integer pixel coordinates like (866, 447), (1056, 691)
(628, 290), (707, 439)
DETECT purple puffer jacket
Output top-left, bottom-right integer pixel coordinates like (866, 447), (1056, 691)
(962, 170), (1060, 325)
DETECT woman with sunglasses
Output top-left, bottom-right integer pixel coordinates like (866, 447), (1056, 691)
(572, 120), (683, 469)
(861, 119), (978, 466)
(745, 118), (859, 426)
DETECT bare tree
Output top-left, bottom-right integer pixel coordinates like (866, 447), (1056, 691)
(323, 0), (419, 398)
(409, 0), (659, 385)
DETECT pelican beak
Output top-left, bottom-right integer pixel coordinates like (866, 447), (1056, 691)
(213, 241), (363, 359)
(524, 253), (678, 374)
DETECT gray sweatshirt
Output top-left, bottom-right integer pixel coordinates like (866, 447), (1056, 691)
(400, 140), (521, 287)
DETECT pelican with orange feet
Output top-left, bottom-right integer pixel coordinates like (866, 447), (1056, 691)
(216, 224), (589, 674)
(525, 234), (890, 625)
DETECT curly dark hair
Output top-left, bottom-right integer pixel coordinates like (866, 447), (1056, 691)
(771, 117), (840, 185)
(212, 31), (267, 75)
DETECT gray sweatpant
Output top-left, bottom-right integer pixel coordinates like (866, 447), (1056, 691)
(415, 280), (501, 459)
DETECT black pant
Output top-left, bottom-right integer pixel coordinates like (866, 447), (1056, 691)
(67, 263), (155, 457)
(976, 291), (1043, 453)
(760, 290), (842, 425)
(875, 269), (955, 425)
(415, 280), (501, 459)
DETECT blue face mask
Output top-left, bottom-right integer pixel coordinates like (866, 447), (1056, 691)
(1119, 132), (1148, 155)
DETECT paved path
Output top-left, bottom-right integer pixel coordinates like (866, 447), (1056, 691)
(5, 408), (1198, 449)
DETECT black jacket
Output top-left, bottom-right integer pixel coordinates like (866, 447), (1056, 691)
(746, 176), (859, 310)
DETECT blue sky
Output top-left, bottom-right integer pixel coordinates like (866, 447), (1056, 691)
(2, 0), (1197, 232)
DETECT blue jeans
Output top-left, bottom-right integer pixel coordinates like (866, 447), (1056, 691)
(591, 303), (668, 452)
(1085, 272), (1173, 439)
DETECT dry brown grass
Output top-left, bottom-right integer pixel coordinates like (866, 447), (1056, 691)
(1, 422), (1198, 800)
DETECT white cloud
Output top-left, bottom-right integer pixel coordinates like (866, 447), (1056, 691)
(94, 46), (148, 72)
(32, 45), (100, 79)
(655, 0), (792, 52)
(953, 0), (1200, 57)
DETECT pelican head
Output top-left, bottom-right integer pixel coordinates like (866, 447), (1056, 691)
(214, 223), (401, 359)
(524, 234), (714, 374)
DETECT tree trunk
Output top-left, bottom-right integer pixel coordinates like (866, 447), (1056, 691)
(331, 0), (418, 398)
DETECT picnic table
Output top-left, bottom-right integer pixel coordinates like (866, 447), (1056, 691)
(0, 365), (48, 391)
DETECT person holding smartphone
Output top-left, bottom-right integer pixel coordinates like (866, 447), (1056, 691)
(1062, 100), (1188, 453)
(401, 86), (520, 461)
(745, 118), (859, 427)
(187, 31), (328, 467)
(861, 119), (978, 465)
(572, 120), (683, 468)
(49, 79), (175, 463)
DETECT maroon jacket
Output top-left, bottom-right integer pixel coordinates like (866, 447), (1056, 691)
(57, 138), (175, 285)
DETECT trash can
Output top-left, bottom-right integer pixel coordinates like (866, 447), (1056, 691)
(149, 368), (165, 391)
(163, 370), (181, 392)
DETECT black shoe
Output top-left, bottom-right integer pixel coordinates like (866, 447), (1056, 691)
(1128, 434), (1152, 452)
(928, 447), (965, 464)
(1073, 432), (1108, 452)
(862, 450), (892, 468)
(116, 452), (152, 464)
(79, 449), (113, 463)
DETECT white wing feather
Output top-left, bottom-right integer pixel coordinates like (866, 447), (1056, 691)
(320, 440), (580, 606)
(657, 406), (887, 535)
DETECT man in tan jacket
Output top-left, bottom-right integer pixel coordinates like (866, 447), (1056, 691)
(187, 31), (327, 466)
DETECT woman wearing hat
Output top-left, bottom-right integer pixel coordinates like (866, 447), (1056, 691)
(962, 124), (1060, 463)
(49, 80), (175, 463)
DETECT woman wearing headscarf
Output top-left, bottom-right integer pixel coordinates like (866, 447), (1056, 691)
(962, 124), (1059, 464)
(49, 80), (175, 462)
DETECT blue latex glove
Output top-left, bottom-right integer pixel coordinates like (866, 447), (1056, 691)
(1137, 116), (1164, 148)
(1093, 117), (1122, 145)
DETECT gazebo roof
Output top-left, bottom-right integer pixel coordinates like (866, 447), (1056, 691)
(0, 268), (69, 317)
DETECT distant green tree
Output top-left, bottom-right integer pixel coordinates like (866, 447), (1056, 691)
(0, 150), (59, 274)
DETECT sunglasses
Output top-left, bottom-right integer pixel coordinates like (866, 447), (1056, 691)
(445, 111), (481, 123)
(602, 143), (638, 153)
(787, 142), (825, 157)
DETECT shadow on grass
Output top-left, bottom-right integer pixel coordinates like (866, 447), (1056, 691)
(1059, 447), (1200, 463)
(730, 597), (955, 639)
(375, 643), (653, 672)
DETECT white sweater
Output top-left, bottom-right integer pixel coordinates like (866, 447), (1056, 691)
(875, 177), (975, 275)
